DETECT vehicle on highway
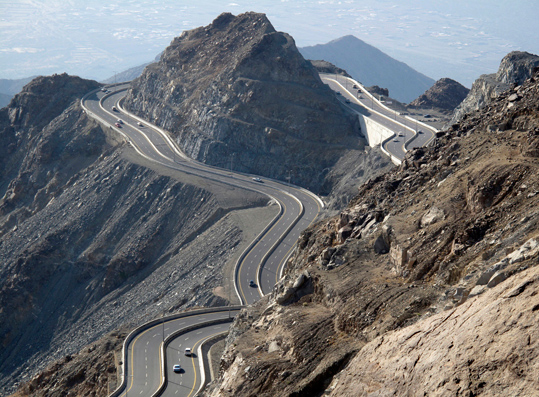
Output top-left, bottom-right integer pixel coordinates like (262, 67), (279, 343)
(424, 114), (432, 118)
(184, 348), (191, 356)
(137, 122), (143, 127)
(353, 84), (358, 89)
(336, 91), (341, 95)
(345, 99), (351, 104)
(252, 177), (262, 183)
(101, 88), (107, 92)
(112, 106), (118, 112)
(398, 132), (405, 137)
(117, 119), (124, 124)
(249, 280), (256, 287)
(173, 364), (181, 373)
(115, 123), (121, 128)
(393, 138), (399, 142)
(418, 130), (423, 134)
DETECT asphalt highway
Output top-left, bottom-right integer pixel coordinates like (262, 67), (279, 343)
(320, 74), (436, 160)
(84, 86), (322, 305)
(118, 310), (239, 397)
(162, 321), (231, 397)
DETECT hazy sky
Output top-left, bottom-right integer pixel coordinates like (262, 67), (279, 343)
(1, 0), (538, 87)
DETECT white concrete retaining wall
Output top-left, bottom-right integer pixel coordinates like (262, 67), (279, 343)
(357, 113), (395, 147)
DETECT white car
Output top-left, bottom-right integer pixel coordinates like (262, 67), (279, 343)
(173, 364), (181, 373)
(393, 139), (399, 142)
(184, 348), (191, 356)
(398, 132), (405, 137)
(137, 122), (143, 127)
(252, 177), (262, 183)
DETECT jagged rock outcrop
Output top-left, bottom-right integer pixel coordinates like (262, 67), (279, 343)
(451, 51), (539, 123)
(327, 264), (539, 396)
(366, 85), (389, 97)
(206, 68), (539, 396)
(409, 77), (469, 112)
(308, 60), (351, 77)
(124, 12), (362, 193)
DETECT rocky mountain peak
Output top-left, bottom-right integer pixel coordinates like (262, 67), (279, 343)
(162, 12), (276, 81)
(408, 77), (469, 112)
(451, 50), (539, 123)
(496, 51), (539, 84)
(6, 73), (99, 131)
(125, 12), (361, 193)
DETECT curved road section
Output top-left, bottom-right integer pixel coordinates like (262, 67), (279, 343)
(81, 85), (323, 396)
(320, 73), (436, 161)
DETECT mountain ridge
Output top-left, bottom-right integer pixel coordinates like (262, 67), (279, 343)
(124, 12), (364, 194)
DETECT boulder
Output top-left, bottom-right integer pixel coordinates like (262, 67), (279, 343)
(373, 235), (389, 254)
(420, 206), (445, 228)
(487, 271), (507, 288)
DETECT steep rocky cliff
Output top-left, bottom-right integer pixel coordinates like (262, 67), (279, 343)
(0, 74), (272, 394)
(409, 77), (469, 112)
(205, 69), (539, 396)
(124, 12), (362, 194)
(451, 51), (539, 123)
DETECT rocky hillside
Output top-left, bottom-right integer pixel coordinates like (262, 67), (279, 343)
(451, 51), (539, 123)
(299, 35), (435, 104)
(408, 77), (469, 112)
(124, 12), (363, 194)
(0, 74), (273, 394)
(205, 69), (539, 396)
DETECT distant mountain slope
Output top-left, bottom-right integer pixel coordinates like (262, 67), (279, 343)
(299, 35), (435, 103)
(101, 53), (161, 84)
(0, 76), (36, 108)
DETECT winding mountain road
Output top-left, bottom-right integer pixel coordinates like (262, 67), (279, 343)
(320, 73), (437, 161)
(82, 85), (322, 396)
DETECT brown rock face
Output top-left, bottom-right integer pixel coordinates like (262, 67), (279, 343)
(124, 12), (362, 193)
(328, 265), (539, 396)
(409, 77), (469, 112)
